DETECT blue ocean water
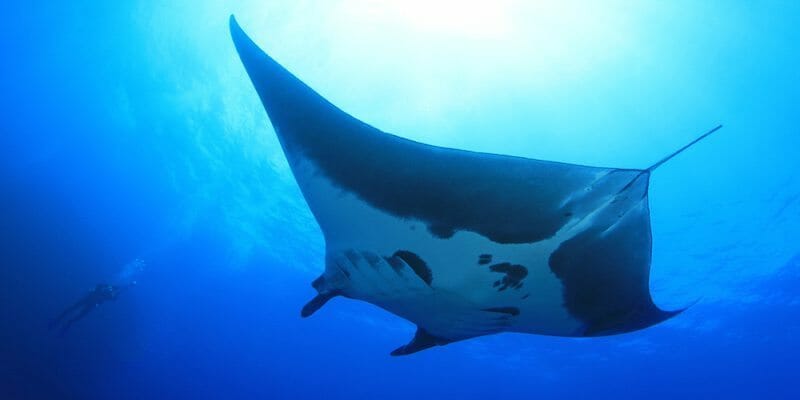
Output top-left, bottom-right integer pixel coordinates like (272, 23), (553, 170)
(1, 1), (798, 399)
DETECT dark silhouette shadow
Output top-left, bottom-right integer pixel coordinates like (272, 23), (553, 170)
(49, 283), (131, 335)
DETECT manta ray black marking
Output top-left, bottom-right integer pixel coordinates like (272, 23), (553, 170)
(229, 16), (720, 356)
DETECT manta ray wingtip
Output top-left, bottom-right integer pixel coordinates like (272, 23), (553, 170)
(229, 15), (241, 34)
(668, 297), (702, 316)
(638, 299), (700, 329)
(229, 14), (247, 41)
(642, 297), (701, 325)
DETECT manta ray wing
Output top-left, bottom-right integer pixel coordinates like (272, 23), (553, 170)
(230, 16), (704, 355)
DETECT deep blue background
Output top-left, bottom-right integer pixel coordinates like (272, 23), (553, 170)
(2, 2), (799, 399)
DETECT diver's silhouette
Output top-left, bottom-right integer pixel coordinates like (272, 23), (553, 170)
(50, 283), (131, 335)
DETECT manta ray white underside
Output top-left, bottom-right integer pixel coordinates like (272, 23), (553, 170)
(229, 16), (720, 356)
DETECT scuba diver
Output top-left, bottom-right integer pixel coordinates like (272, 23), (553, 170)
(50, 283), (133, 335)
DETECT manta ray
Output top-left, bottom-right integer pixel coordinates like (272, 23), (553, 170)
(229, 17), (720, 356)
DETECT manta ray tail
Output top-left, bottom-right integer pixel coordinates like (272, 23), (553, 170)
(390, 327), (452, 356)
(646, 124), (723, 172)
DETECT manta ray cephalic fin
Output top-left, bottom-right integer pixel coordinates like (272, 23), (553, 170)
(300, 275), (341, 318)
(390, 327), (453, 356)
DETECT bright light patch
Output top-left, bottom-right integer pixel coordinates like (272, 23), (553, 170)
(325, 0), (638, 87)
(308, 0), (642, 143)
(372, 0), (515, 39)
